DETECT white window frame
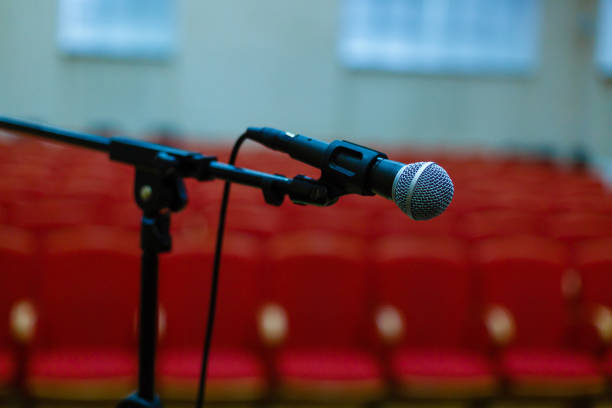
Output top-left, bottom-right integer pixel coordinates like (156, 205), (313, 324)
(338, 0), (541, 75)
(57, 0), (177, 60)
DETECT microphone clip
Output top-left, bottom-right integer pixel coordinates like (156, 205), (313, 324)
(320, 140), (387, 196)
(261, 174), (337, 207)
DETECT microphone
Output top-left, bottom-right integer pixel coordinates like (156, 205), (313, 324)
(244, 127), (454, 220)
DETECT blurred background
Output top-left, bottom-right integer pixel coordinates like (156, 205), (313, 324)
(1, 0), (612, 408)
(0, 0), (609, 159)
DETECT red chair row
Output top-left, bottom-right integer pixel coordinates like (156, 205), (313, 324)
(2, 195), (612, 244)
(1, 138), (598, 183)
(1, 140), (610, 202)
(2, 171), (610, 212)
(2, 227), (612, 402)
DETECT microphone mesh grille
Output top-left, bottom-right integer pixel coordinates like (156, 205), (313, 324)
(393, 162), (454, 220)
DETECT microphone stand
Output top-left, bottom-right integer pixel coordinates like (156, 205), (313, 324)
(0, 117), (336, 408)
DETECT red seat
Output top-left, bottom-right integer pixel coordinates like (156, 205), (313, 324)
(157, 232), (266, 401)
(455, 210), (540, 242)
(276, 348), (381, 400)
(27, 226), (140, 400)
(370, 211), (454, 238)
(157, 349), (265, 401)
(210, 203), (282, 239)
(475, 236), (604, 396)
(544, 212), (612, 252)
(279, 205), (370, 235)
(574, 238), (612, 356)
(575, 238), (612, 306)
(56, 174), (130, 204)
(0, 178), (47, 205)
(28, 348), (135, 400)
(374, 236), (496, 397)
(9, 198), (101, 237)
(264, 232), (384, 401)
(501, 349), (602, 393)
(550, 194), (612, 214)
(0, 227), (38, 393)
(391, 349), (493, 397)
(29, 348), (135, 380)
(277, 349), (379, 382)
(108, 202), (142, 231)
(449, 187), (508, 215)
(560, 172), (606, 197)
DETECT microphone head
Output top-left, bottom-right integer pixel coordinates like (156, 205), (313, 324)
(391, 162), (454, 220)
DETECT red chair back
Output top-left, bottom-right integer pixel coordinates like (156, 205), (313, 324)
(574, 238), (612, 350)
(544, 212), (612, 250)
(265, 232), (372, 348)
(159, 232), (262, 349)
(370, 210), (454, 238)
(475, 236), (570, 348)
(375, 236), (474, 347)
(9, 198), (101, 236)
(455, 209), (540, 241)
(0, 227), (37, 347)
(36, 226), (140, 348)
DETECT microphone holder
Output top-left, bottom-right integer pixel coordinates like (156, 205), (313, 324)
(0, 116), (336, 408)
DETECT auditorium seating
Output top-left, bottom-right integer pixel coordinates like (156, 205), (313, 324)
(574, 238), (612, 377)
(0, 227), (37, 395)
(157, 231), (266, 401)
(1, 138), (612, 405)
(374, 236), (496, 398)
(371, 208), (454, 238)
(279, 204), (371, 235)
(263, 231), (384, 401)
(222, 202), (283, 238)
(454, 209), (540, 242)
(544, 212), (612, 254)
(26, 225), (140, 401)
(475, 236), (604, 396)
(9, 199), (102, 239)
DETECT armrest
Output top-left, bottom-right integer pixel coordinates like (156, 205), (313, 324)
(158, 305), (167, 342)
(592, 304), (612, 344)
(375, 304), (404, 345)
(10, 299), (37, 344)
(258, 303), (288, 347)
(484, 304), (515, 347)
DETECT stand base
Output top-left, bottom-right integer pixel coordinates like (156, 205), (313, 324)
(117, 392), (162, 408)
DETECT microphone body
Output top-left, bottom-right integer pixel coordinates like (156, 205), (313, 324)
(245, 127), (453, 220)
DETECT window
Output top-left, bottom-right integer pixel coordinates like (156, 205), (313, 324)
(338, 0), (541, 74)
(597, 0), (612, 75)
(57, 0), (176, 60)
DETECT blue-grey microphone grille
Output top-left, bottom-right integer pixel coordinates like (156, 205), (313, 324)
(391, 162), (454, 220)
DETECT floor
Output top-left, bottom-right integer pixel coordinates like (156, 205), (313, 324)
(0, 401), (611, 408)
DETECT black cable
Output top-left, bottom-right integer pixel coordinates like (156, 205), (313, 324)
(195, 132), (249, 408)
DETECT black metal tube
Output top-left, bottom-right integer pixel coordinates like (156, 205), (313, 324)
(138, 249), (159, 402)
(208, 161), (292, 188)
(0, 116), (110, 152)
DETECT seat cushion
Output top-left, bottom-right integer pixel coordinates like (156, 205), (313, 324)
(0, 349), (16, 387)
(391, 348), (496, 397)
(27, 348), (136, 400)
(157, 348), (266, 401)
(501, 348), (604, 396)
(276, 348), (384, 401)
